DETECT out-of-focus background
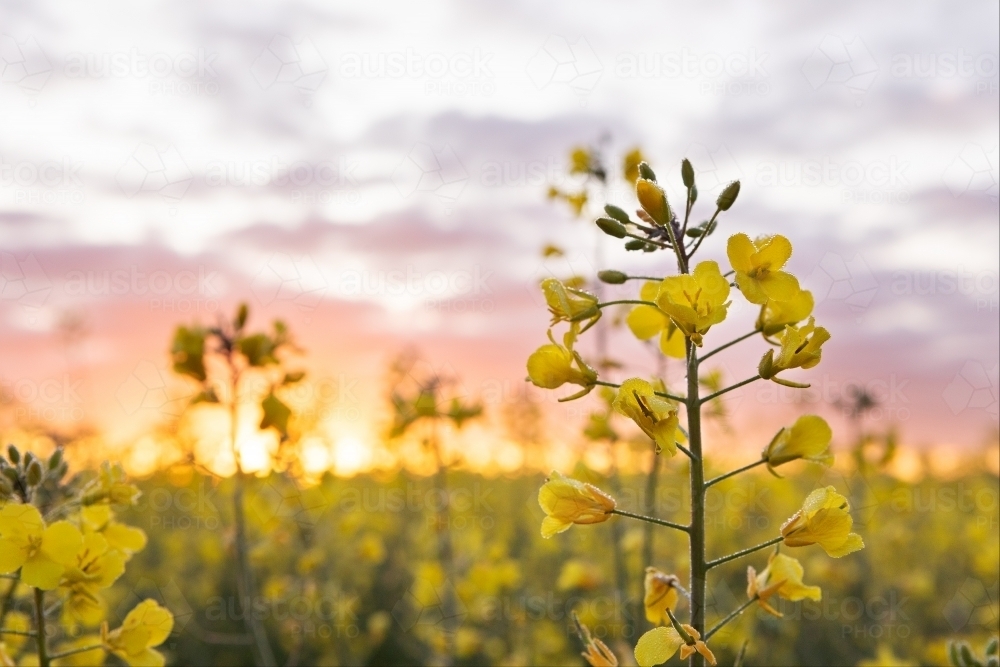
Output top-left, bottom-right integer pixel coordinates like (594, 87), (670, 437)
(1, 1), (997, 665)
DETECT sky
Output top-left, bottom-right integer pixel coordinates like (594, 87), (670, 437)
(1, 0), (998, 467)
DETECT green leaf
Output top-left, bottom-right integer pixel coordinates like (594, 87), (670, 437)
(260, 393), (291, 438)
(238, 333), (277, 367)
(171, 326), (207, 381)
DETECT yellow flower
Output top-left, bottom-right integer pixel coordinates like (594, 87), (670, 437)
(857, 645), (918, 667)
(655, 261), (731, 346)
(576, 616), (619, 667)
(81, 505), (147, 560)
(634, 624), (716, 667)
(763, 415), (834, 472)
(102, 599), (174, 667)
(781, 486), (865, 557)
(636, 178), (671, 226)
(622, 148), (645, 184)
(727, 233), (801, 304)
(612, 379), (680, 456)
(537, 471), (616, 538)
(570, 147), (594, 175)
(643, 567), (681, 625)
(758, 318), (830, 386)
(81, 463), (141, 507)
(747, 551), (822, 617)
(526, 327), (598, 401)
(557, 559), (602, 591)
(0, 612), (30, 654)
(541, 278), (601, 330)
(757, 288), (814, 337)
(60, 533), (127, 627)
(0, 504), (83, 590)
(625, 282), (685, 358)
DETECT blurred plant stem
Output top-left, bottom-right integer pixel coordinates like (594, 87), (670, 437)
(686, 338), (707, 667)
(226, 359), (276, 667)
(34, 588), (49, 667)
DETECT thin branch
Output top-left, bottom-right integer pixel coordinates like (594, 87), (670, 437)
(699, 330), (759, 363)
(0, 628), (37, 637)
(706, 536), (784, 570)
(705, 596), (758, 640)
(700, 375), (761, 405)
(686, 207), (721, 257)
(47, 645), (105, 661)
(624, 275), (666, 282)
(675, 442), (698, 461)
(596, 300), (657, 308)
(610, 509), (690, 533)
(624, 231), (672, 249)
(704, 459), (766, 489)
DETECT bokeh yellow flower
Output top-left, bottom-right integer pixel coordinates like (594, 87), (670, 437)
(81, 505), (147, 560)
(758, 317), (830, 386)
(0, 503), (83, 590)
(757, 287), (815, 337)
(102, 599), (174, 667)
(655, 261), (731, 346)
(747, 551), (822, 617)
(763, 415), (834, 472)
(634, 624), (716, 667)
(625, 282), (685, 358)
(643, 567), (681, 625)
(727, 233), (801, 304)
(537, 471), (616, 538)
(622, 148), (645, 184)
(612, 379), (680, 456)
(781, 486), (865, 557)
(526, 327), (598, 400)
(541, 278), (600, 330)
(60, 533), (127, 627)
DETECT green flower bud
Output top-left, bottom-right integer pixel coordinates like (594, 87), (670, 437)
(986, 638), (998, 656)
(681, 159), (694, 188)
(27, 459), (43, 486)
(717, 180), (741, 211)
(596, 217), (627, 238)
(7, 444), (20, 464)
(638, 162), (656, 181)
(598, 270), (628, 284)
(604, 204), (630, 224)
(48, 448), (63, 471)
(625, 239), (646, 251)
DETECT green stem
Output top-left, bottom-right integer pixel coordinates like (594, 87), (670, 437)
(596, 299), (657, 308)
(704, 596), (758, 640)
(704, 459), (766, 489)
(686, 338), (706, 667)
(34, 588), (49, 667)
(624, 231), (672, 249)
(610, 509), (689, 533)
(698, 330), (759, 363)
(47, 644), (105, 661)
(706, 536), (783, 570)
(0, 628), (36, 636)
(593, 380), (686, 403)
(624, 275), (666, 282)
(700, 375), (760, 405)
(686, 208), (721, 257)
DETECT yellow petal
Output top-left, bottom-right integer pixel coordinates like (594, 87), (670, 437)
(540, 516), (570, 539)
(42, 521), (84, 566)
(0, 503), (44, 542)
(658, 327), (686, 359)
(0, 537), (28, 574)
(726, 233), (755, 273)
(104, 524), (148, 555)
(634, 627), (682, 667)
(735, 272), (768, 305)
(825, 532), (865, 558)
(21, 555), (65, 590)
(759, 271), (801, 301)
(627, 305), (667, 340)
(755, 234), (793, 270)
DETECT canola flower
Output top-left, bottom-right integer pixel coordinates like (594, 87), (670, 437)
(625, 282), (685, 358)
(655, 261), (731, 346)
(612, 379), (680, 456)
(59, 533), (127, 628)
(781, 486), (865, 557)
(746, 551), (822, 617)
(644, 567), (681, 625)
(81, 505), (148, 560)
(0, 504), (83, 590)
(635, 622), (716, 667)
(102, 599), (174, 667)
(758, 317), (830, 387)
(526, 326), (598, 400)
(541, 278), (601, 330)
(727, 233), (800, 305)
(537, 471), (616, 538)
(757, 287), (815, 338)
(763, 415), (834, 473)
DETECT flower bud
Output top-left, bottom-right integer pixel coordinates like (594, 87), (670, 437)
(48, 448), (63, 471)
(681, 159), (694, 188)
(716, 180), (741, 211)
(7, 445), (20, 464)
(598, 270), (628, 284)
(638, 162), (656, 181)
(596, 217), (627, 238)
(625, 239), (646, 251)
(27, 459), (43, 486)
(636, 179), (671, 226)
(604, 204), (630, 224)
